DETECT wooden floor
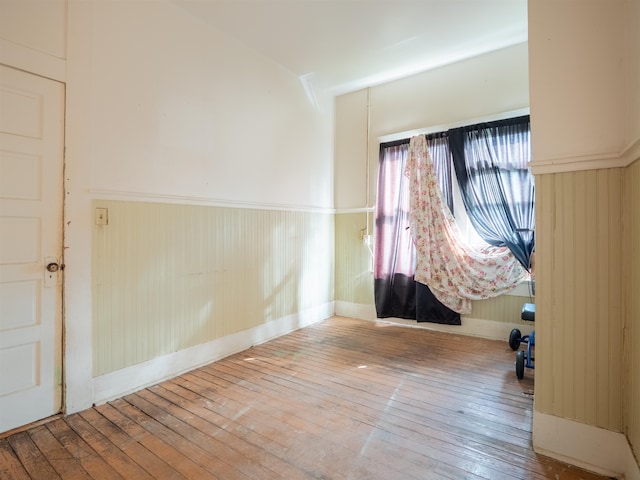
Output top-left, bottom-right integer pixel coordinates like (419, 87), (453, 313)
(1, 316), (611, 480)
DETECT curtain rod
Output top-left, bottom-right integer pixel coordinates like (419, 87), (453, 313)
(378, 107), (530, 144)
(379, 114), (530, 151)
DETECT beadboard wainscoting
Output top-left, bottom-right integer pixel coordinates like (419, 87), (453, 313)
(534, 168), (624, 431)
(624, 158), (640, 471)
(334, 212), (375, 306)
(532, 162), (640, 480)
(92, 200), (334, 398)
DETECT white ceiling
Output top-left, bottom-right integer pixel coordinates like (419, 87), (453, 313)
(172, 0), (528, 96)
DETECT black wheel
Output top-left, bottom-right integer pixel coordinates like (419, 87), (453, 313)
(509, 329), (521, 351)
(516, 350), (525, 380)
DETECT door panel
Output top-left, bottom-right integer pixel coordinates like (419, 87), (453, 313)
(0, 65), (64, 433)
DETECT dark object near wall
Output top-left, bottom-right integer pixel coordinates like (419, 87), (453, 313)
(375, 274), (461, 325)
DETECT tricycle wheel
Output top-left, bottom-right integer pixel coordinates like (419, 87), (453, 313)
(509, 329), (521, 351)
(516, 350), (525, 380)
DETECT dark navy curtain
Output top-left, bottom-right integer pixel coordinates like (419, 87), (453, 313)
(374, 139), (460, 325)
(449, 116), (535, 270)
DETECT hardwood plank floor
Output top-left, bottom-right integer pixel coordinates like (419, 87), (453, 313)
(0, 316), (612, 480)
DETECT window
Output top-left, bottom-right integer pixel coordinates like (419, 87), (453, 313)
(374, 115), (534, 322)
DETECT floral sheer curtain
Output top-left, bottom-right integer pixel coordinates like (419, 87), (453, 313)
(406, 135), (527, 314)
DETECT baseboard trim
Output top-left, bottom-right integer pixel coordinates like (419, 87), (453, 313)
(533, 412), (640, 479)
(335, 301), (530, 342)
(92, 302), (334, 405)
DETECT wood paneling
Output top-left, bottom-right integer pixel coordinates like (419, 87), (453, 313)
(469, 295), (535, 325)
(92, 201), (334, 376)
(2, 317), (607, 480)
(624, 159), (640, 453)
(535, 168), (624, 431)
(334, 212), (374, 305)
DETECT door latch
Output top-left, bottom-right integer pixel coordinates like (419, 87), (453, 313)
(44, 257), (63, 287)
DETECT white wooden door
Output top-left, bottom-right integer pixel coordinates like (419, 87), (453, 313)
(0, 65), (64, 433)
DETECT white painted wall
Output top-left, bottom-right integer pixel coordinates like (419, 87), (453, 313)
(334, 89), (370, 209)
(0, 0), (66, 59)
(3, 0), (335, 413)
(334, 43), (530, 210)
(0, 0), (66, 81)
(67, 0), (333, 209)
(528, 0), (628, 169)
